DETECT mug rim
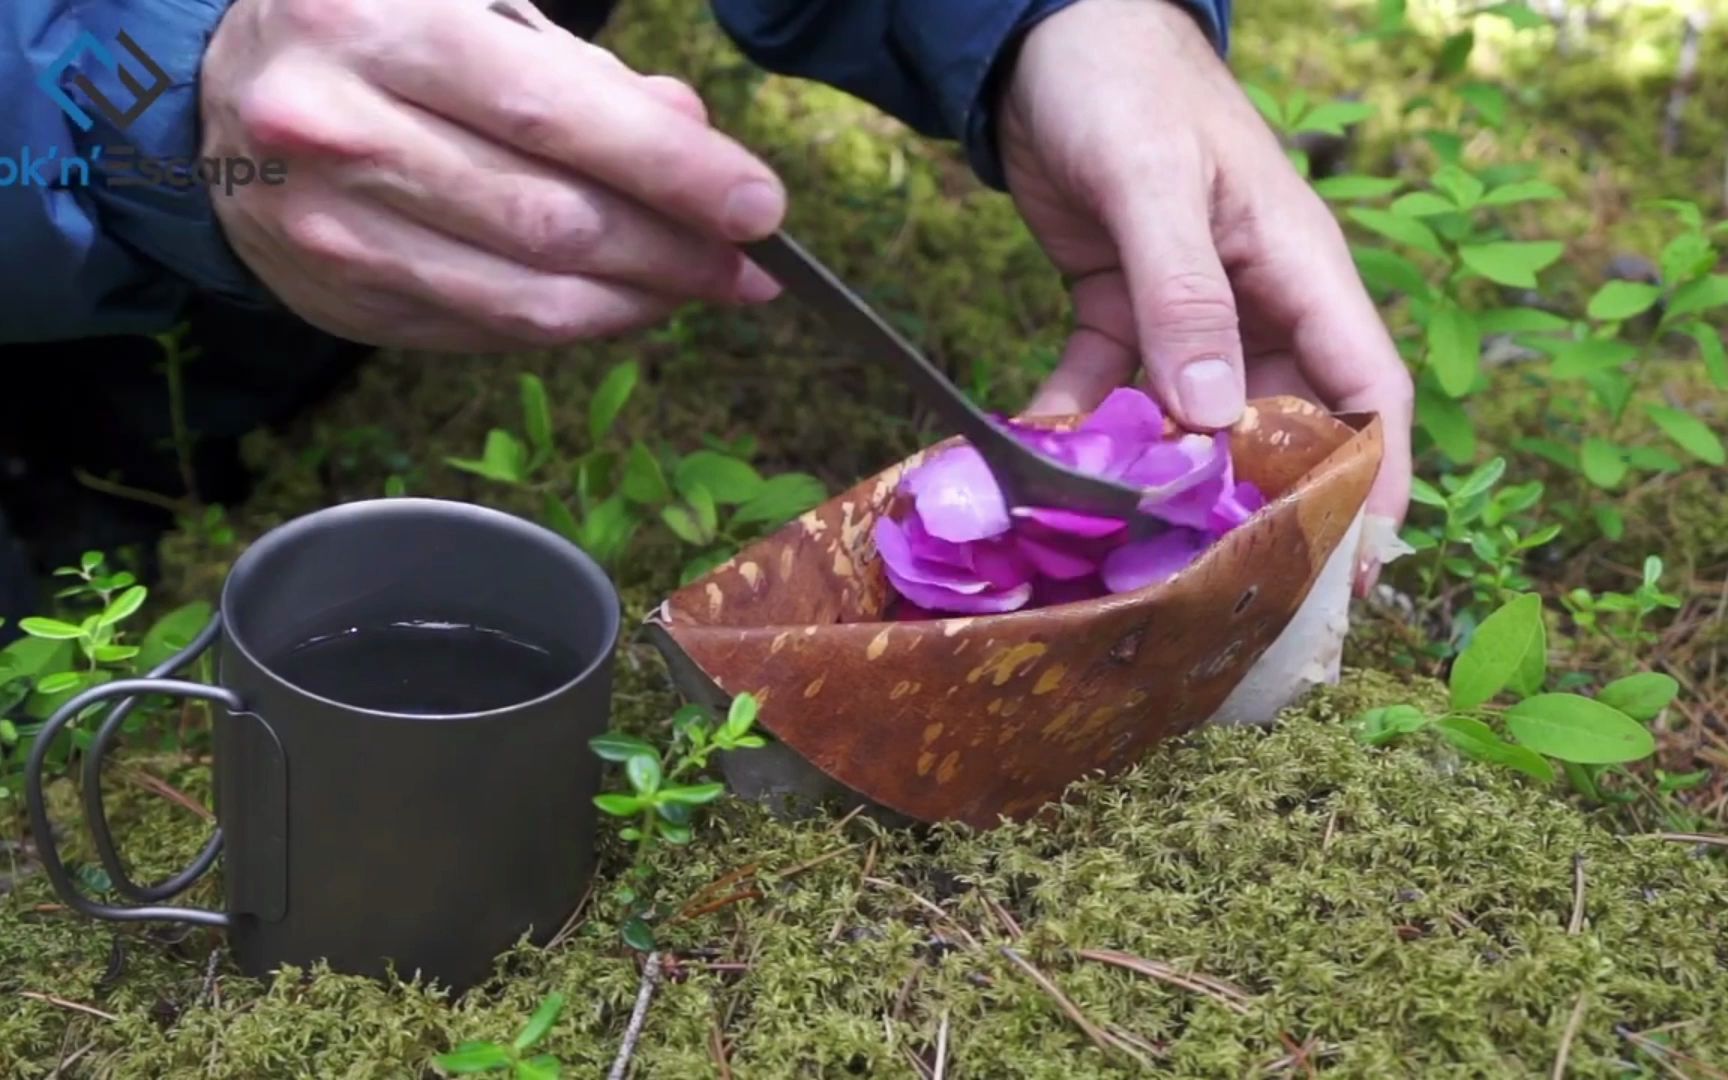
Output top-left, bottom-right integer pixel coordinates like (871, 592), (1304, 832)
(219, 497), (622, 721)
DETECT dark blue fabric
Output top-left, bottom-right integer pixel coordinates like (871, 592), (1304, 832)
(0, 0), (1231, 344)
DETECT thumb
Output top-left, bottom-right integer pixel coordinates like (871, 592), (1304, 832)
(1108, 175), (1246, 430)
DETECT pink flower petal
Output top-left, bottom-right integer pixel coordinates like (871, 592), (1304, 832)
(1209, 481), (1267, 532)
(1014, 531), (1100, 581)
(1101, 529), (1208, 593)
(903, 447), (1010, 542)
(1010, 505), (1127, 539)
(1079, 388), (1166, 460)
(873, 518), (990, 594)
(883, 562), (1033, 614)
(968, 537), (1036, 590)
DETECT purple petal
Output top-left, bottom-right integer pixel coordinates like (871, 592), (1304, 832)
(1014, 532), (1100, 581)
(883, 563), (1034, 614)
(1101, 529), (1208, 593)
(904, 447), (1011, 542)
(1010, 505), (1127, 539)
(1208, 481), (1267, 533)
(968, 537), (1036, 590)
(1079, 387), (1165, 446)
(873, 518), (990, 594)
(901, 515), (974, 570)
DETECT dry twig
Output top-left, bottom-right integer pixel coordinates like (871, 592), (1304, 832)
(1078, 949), (1253, 1014)
(1568, 854), (1586, 935)
(999, 947), (1152, 1069)
(1649, 832), (1728, 849)
(1551, 993), (1588, 1080)
(20, 992), (119, 1022)
(606, 952), (664, 1080)
(865, 877), (979, 949)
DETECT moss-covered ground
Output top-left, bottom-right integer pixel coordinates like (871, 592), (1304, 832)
(4, 0), (1726, 1075)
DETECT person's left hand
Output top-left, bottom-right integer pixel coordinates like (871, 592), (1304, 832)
(996, 0), (1413, 594)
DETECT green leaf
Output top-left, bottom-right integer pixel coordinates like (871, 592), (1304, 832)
(513, 993), (565, 1051)
(725, 693), (760, 740)
(1430, 165), (1485, 210)
(732, 473), (828, 528)
(660, 505), (704, 546)
(1665, 274), (1728, 321)
(1477, 307), (1570, 334)
(1347, 208), (1444, 257)
(1592, 504), (1625, 540)
(1, 635), (74, 682)
(1457, 83), (1507, 127)
(1597, 673), (1678, 722)
(436, 1041), (513, 1074)
(447, 430), (528, 485)
(593, 793), (645, 817)
(590, 733), (659, 763)
(1449, 592), (1545, 709)
(1352, 704), (1430, 746)
(1644, 198), (1705, 229)
(626, 752), (662, 795)
(91, 644), (140, 664)
(35, 671), (83, 695)
(1392, 192), (1458, 219)
(1351, 246), (1432, 299)
(621, 917), (656, 953)
(541, 494), (582, 545)
(516, 1055), (561, 1080)
(731, 734), (767, 749)
(686, 485), (719, 536)
(1293, 99), (1374, 136)
(1417, 389), (1476, 463)
(1580, 438), (1628, 489)
(674, 451), (765, 505)
(1410, 478), (1447, 508)
(1587, 281), (1661, 321)
(657, 822), (694, 844)
(1436, 29), (1475, 76)
(588, 361), (639, 444)
(1505, 694), (1656, 764)
(520, 373), (554, 459)
(1311, 175), (1403, 201)
(1676, 323), (1727, 388)
(1433, 716), (1556, 783)
(1643, 404), (1725, 465)
(1624, 445), (1683, 473)
(659, 782), (725, 806)
(1659, 232), (1716, 284)
(1480, 1), (1547, 30)
(1240, 82), (1284, 128)
(19, 618), (84, 641)
(1527, 337), (1637, 379)
(578, 495), (638, 564)
(679, 548), (734, 586)
(1458, 242), (1565, 288)
(1426, 303), (1480, 397)
(1479, 179), (1562, 206)
(620, 443), (672, 505)
(99, 585), (147, 628)
(80, 550), (103, 574)
(1452, 455), (1507, 503)
(0, 718), (17, 745)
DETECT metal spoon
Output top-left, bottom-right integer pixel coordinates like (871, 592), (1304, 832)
(743, 232), (1168, 535)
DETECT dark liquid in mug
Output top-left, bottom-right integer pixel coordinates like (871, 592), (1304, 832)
(270, 620), (571, 715)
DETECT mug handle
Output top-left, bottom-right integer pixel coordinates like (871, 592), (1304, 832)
(24, 614), (242, 927)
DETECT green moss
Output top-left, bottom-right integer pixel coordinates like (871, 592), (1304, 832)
(3, 674), (1725, 1078)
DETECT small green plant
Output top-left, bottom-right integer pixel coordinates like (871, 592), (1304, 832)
(0, 551), (210, 801)
(1560, 555), (1685, 651)
(1354, 593), (1671, 802)
(1239, 84), (1375, 177)
(589, 693), (764, 951)
(434, 992), (565, 1078)
(448, 369), (827, 582)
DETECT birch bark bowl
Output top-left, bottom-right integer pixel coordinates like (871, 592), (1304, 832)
(645, 396), (1386, 829)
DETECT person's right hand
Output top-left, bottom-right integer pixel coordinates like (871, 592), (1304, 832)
(199, 0), (787, 351)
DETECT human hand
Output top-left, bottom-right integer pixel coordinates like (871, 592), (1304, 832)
(199, 0), (786, 351)
(998, 0), (1413, 592)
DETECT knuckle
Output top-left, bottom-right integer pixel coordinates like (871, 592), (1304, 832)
(501, 189), (606, 267)
(493, 290), (588, 346)
(1145, 272), (1239, 334)
(281, 207), (363, 268)
(494, 90), (562, 154)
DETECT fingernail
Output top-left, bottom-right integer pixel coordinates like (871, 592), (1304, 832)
(1177, 357), (1244, 429)
(735, 260), (782, 303)
(722, 180), (783, 240)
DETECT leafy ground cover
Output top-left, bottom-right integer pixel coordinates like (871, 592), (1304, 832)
(2, 0), (1725, 1075)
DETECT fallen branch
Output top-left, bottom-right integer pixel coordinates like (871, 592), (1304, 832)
(1648, 832), (1728, 850)
(1567, 854), (1586, 936)
(865, 877), (980, 949)
(1078, 949), (1253, 1014)
(707, 1016), (733, 1080)
(19, 992), (119, 1022)
(606, 952), (663, 1080)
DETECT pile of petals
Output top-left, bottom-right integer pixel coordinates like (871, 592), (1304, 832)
(873, 387), (1266, 617)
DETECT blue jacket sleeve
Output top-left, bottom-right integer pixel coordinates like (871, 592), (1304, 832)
(1, 0), (269, 345)
(710, 0), (1231, 191)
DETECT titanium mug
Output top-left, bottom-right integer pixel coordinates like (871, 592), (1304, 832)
(25, 498), (621, 992)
